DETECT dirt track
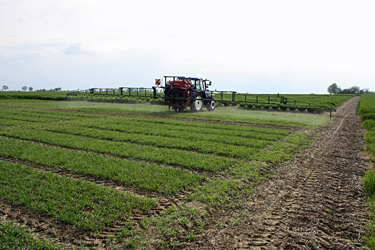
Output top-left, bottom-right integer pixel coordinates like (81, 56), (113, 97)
(188, 96), (369, 249)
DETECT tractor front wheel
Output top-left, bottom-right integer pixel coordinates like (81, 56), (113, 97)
(206, 98), (216, 111)
(190, 95), (203, 112)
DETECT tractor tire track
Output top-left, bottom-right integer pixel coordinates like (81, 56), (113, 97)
(189, 96), (369, 249)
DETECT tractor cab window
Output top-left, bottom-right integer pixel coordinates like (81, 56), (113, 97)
(195, 80), (203, 91)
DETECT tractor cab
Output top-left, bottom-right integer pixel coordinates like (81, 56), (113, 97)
(188, 78), (212, 92)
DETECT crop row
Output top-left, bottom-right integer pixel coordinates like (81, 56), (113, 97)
(43, 124), (274, 153)
(3, 117), (285, 147)
(0, 128), (236, 170)
(75, 118), (288, 143)
(11, 100), (302, 128)
(1, 106), (291, 136)
(0, 137), (205, 194)
(103, 116), (292, 135)
(0, 106), (291, 139)
(0, 108), (99, 123)
(0, 118), (36, 127)
(0, 160), (157, 231)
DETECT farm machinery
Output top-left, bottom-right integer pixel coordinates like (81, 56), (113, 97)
(154, 76), (216, 112)
(75, 76), (335, 117)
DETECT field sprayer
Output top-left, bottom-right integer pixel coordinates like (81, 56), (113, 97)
(154, 76), (216, 112)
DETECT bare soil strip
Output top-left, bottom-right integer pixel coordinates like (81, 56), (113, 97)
(185, 96), (369, 249)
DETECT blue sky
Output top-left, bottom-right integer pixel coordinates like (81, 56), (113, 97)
(1, 0), (374, 93)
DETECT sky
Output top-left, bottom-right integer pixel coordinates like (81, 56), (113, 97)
(0, 0), (374, 94)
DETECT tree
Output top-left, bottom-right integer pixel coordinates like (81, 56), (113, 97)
(28, 87), (33, 91)
(22, 86), (28, 91)
(341, 86), (361, 94)
(327, 83), (341, 94)
(2, 85), (9, 91)
(350, 86), (361, 94)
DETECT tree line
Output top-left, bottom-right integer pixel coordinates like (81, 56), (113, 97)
(327, 83), (372, 94)
(2, 85), (62, 92)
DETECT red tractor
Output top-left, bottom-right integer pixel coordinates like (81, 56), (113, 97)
(156, 76), (216, 112)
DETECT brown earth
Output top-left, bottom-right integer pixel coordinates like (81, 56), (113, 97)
(0, 96), (370, 249)
(183, 96), (369, 249)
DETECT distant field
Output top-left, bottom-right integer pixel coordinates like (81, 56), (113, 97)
(0, 91), (69, 100)
(0, 94), (353, 248)
(216, 93), (355, 108)
(0, 91), (355, 109)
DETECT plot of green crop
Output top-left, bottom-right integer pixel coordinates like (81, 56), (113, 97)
(77, 115), (291, 136)
(167, 109), (327, 128)
(43, 124), (271, 157)
(0, 223), (57, 250)
(0, 128), (236, 170)
(0, 99), (327, 127)
(0, 160), (157, 232)
(0, 137), (205, 195)
(0, 98), (169, 113)
(0, 107), (99, 122)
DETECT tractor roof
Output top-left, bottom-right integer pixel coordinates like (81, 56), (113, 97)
(164, 76), (204, 81)
(183, 77), (203, 80)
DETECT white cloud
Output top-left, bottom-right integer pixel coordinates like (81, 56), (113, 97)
(62, 43), (93, 55)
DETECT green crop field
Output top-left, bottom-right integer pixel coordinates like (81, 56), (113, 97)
(0, 94), (354, 248)
(0, 90), (355, 109)
(359, 94), (375, 248)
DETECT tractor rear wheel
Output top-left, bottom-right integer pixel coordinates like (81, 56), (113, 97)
(173, 106), (185, 112)
(190, 95), (203, 112)
(206, 98), (216, 111)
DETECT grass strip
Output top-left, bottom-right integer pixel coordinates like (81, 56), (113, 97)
(0, 137), (205, 195)
(360, 95), (375, 249)
(0, 160), (157, 232)
(366, 131), (375, 156)
(363, 169), (375, 249)
(0, 128), (236, 170)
